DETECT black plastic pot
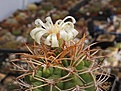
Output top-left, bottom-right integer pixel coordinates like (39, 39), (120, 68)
(90, 33), (116, 49)
(0, 49), (30, 64)
(96, 74), (117, 91)
(107, 74), (117, 91)
(118, 78), (121, 91)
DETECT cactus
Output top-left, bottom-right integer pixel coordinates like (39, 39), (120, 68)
(11, 16), (109, 91)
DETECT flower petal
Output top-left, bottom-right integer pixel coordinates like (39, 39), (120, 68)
(30, 27), (45, 39)
(60, 30), (68, 41)
(66, 30), (73, 41)
(61, 21), (74, 28)
(71, 29), (79, 37)
(51, 34), (59, 47)
(44, 34), (51, 45)
(35, 19), (46, 28)
(45, 16), (53, 26)
(35, 31), (47, 44)
(60, 16), (76, 26)
(55, 19), (62, 25)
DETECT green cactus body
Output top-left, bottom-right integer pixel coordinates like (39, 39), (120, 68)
(76, 61), (85, 70)
(56, 81), (64, 90)
(84, 60), (92, 67)
(29, 75), (36, 82)
(80, 73), (94, 91)
(43, 75), (63, 91)
(35, 70), (42, 77)
(24, 55), (96, 91)
(42, 67), (54, 78)
(64, 75), (83, 89)
(33, 88), (42, 91)
(61, 70), (68, 76)
(62, 60), (69, 67)
(53, 67), (62, 75)
(86, 86), (95, 91)
(73, 75), (83, 86)
(25, 75), (30, 83)
(64, 79), (76, 89)
(32, 81), (43, 91)
(80, 73), (93, 83)
(75, 59), (94, 91)
(43, 85), (58, 91)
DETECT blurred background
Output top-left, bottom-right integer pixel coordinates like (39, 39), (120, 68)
(0, 0), (121, 91)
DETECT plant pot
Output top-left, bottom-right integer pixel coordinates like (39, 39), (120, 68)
(96, 74), (117, 91)
(91, 34), (115, 49)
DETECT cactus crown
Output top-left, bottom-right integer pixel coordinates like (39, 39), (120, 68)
(11, 16), (109, 91)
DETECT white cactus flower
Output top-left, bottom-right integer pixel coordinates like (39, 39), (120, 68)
(30, 16), (78, 47)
